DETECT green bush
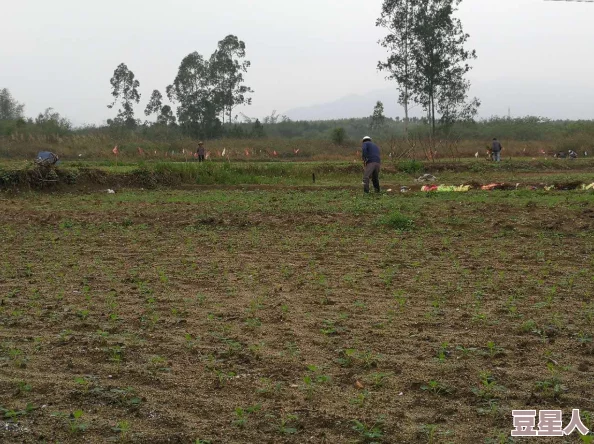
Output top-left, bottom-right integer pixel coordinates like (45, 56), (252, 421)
(397, 160), (424, 175)
(331, 127), (347, 146)
(378, 211), (414, 231)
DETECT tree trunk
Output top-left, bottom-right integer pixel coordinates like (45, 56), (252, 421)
(431, 94), (435, 136)
(404, 0), (410, 140)
(404, 88), (409, 140)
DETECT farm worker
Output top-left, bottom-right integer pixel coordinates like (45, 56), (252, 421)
(197, 142), (206, 162)
(361, 136), (381, 194)
(491, 138), (503, 162)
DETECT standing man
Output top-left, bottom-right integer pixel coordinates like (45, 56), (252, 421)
(197, 141), (206, 162)
(491, 138), (503, 162)
(361, 136), (381, 194)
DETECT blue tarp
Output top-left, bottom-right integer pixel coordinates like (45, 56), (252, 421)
(36, 151), (59, 165)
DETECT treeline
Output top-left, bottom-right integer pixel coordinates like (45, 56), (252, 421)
(3, 108), (594, 148)
(237, 115), (594, 144)
(3, 84), (594, 150)
(107, 34), (253, 139)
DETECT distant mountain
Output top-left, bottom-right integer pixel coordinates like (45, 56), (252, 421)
(284, 79), (594, 122)
(284, 89), (406, 121)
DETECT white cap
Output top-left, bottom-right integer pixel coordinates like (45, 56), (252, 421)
(362, 136), (372, 142)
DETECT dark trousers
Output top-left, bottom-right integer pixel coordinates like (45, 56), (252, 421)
(363, 162), (381, 193)
(198, 155), (205, 162)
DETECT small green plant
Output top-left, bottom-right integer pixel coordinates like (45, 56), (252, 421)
(337, 349), (380, 369)
(472, 372), (506, 400)
(349, 390), (369, 407)
(484, 432), (517, 444)
(68, 409), (88, 434)
(8, 347), (27, 368)
(16, 381), (32, 394)
(353, 300), (367, 310)
(184, 333), (200, 350)
(365, 372), (393, 388)
(277, 414), (299, 435)
(320, 319), (344, 336)
(111, 420), (131, 440)
(351, 417), (384, 442)
(302, 365), (331, 399)
(535, 370), (565, 400)
(2, 403), (37, 421)
(245, 317), (262, 329)
(419, 424), (439, 444)
(256, 378), (283, 398)
(77, 309), (90, 320)
(379, 211), (414, 231)
(232, 404), (261, 428)
(520, 319), (537, 333)
(158, 268), (169, 283)
(74, 376), (91, 393)
(196, 293), (207, 305)
(213, 369), (236, 387)
(485, 341), (505, 358)
(421, 380), (452, 396)
(284, 341), (300, 357)
(477, 400), (504, 420)
(109, 346), (124, 363)
(435, 342), (450, 363)
(456, 345), (478, 358)
(577, 332), (593, 346)
(393, 290), (407, 311)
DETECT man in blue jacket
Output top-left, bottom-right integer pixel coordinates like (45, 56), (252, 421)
(491, 138), (503, 162)
(361, 136), (381, 193)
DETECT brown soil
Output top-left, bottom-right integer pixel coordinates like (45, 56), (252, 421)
(0, 191), (593, 443)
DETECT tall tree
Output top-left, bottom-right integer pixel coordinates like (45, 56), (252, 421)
(145, 90), (176, 125)
(378, 0), (478, 136)
(410, 0), (478, 134)
(108, 63), (141, 128)
(145, 90), (163, 117)
(377, 0), (417, 138)
(209, 35), (253, 124)
(0, 88), (25, 120)
(166, 52), (222, 138)
(371, 101), (386, 130)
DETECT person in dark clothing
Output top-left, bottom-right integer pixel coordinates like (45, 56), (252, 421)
(197, 142), (205, 162)
(491, 138), (503, 162)
(361, 136), (381, 193)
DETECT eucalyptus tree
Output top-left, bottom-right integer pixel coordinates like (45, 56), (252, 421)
(107, 63), (141, 128)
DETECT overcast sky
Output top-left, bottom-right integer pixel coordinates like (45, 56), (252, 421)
(2, 0), (593, 125)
